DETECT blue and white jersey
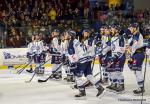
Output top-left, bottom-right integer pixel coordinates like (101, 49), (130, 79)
(67, 39), (77, 63)
(28, 40), (44, 55)
(129, 32), (144, 55)
(27, 42), (34, 54)
(83, 37), (95, 56)
(101, 35), (111, 55)
(67, 39), (90, 63)
(60, 40), (68, 55)
(111, 36), (125, 57)
(51, 37), (61, 52)
(73, 39), (87, 59)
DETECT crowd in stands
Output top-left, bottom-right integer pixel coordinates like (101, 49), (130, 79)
(0, 0), (149, 48)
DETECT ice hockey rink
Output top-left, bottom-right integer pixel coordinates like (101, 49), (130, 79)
(0, 64), (150, 104)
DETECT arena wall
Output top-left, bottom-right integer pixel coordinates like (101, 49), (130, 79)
(134, 0), (150, 10)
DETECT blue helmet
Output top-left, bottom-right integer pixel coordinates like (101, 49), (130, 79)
(128, 23), (139, 28)
(67, 29), (76, 37)
(82, 29), (90, 34)
(111, 25), (121, 31)
(53, 29), (60, 34)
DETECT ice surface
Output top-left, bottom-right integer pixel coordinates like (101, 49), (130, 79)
(0, 64), (150, 104)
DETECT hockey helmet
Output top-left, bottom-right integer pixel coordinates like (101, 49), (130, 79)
(82, 29), (90, 34)
(53, 29), (60, 34)
(67, 29), (76, 37)
(111, 25), (121, 31)
(128, 23), (139, 29)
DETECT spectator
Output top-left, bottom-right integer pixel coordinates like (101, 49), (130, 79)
(78, 0), (84, 17)
(48, 7), (57, 21)
(83, 0), (90, 18)
(73, 8), (81, 20)
(66, 0), (71, 9)
(7, 36), (15, 48)
(0, 0), (149, 48)
(14, 35), (22, 48)
(57, 7), (63, 20)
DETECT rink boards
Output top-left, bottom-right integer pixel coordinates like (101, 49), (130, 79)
(0, 59), (149, 70)
(0, 48), (149, 70)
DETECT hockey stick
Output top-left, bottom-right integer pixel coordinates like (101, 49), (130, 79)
(25, 52), (63, 83)
(25, 57), (52, 83)
(14, 64), (23, 70)
(17, 59), (33, 74)
(25, 69), (36, 83)
(141, 53), (148, 104)
(37, 56), (92, 83)
(38, 63), (63, 83)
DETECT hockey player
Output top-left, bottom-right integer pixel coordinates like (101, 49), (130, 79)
(128, 23), (146, 95)
(70, 29), (94, 88)
(81, 29), (95, 87)
(60, 32), (67, 77)
(106, 25), (126, 93)
(145, 26), (150, 66)
(39, 33), (47, 74)
(50, 29), (62, 79)
(99, 26), (112, 84)
(65, 29), (104, 97)
(60, 32), (73, 82)
(26, 35), (35, 73)
(81, 29), (95, 57)
(27, 32), (45, 74)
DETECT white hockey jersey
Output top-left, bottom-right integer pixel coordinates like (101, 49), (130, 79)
(27, 40), (44, 55)
(111, 36), (125, 57)
(101, 35), (111, 55)
(67, 39), (90, 63)
(60, 40), (68, 55)
(129, 32), (144, 55)
(83, 38), (95, 56)
(51, 37), (61, 52)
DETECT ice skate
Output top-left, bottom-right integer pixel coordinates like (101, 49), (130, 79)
(133, 87), (145, 96)
(75, 90), (86, 97)
(106, 84), (117, 92)
(115, 84), (125, 94)
(96, 85), (105, 97)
